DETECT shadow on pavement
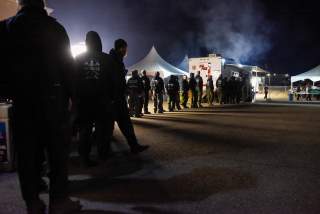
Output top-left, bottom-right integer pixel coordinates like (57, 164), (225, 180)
(70, 167), (256, 204)
(68, 153), (156, 178)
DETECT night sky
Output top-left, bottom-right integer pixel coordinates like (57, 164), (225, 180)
(49, 0), (320, 75)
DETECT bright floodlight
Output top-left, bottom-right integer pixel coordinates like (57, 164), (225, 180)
(71, 42), (87, 57)
(237, 63), (243, 68)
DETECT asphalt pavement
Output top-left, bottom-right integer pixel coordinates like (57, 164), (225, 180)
(1, 104), (320, 214)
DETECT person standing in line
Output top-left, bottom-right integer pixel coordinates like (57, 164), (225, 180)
(108, 39), (149, 154)
(264, 85), (269, 100)
(152, 71), (165, 113)
(206, 75), (214, 106)
(306, 83), (312, 101)
(141, 70), (151, 114)
(174, 76), (182, 110)
(181, 75), (190, 108)
(75, 31), (115, 166)
(0, 0), (82, 213)
(195, 71), (204, 107)
(127, 70), (144, 117)
(189, 73), (198, 108)
(166, 75), (176, 112)
(297, 85), (301, 101)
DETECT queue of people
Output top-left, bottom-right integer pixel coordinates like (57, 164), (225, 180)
(125, 70), (219, 117)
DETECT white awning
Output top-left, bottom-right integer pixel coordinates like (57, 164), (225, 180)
(291, 65), (320, 83)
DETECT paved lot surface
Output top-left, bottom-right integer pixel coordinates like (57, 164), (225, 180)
(1, 104), (320, 214)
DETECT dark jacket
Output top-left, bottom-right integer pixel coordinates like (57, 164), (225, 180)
(206, 79), (214, 90)
(166, 77), (176, 95)
(75, 33), (114, 115)
(109, 49), (127, 103)
(182, 79), (189, 92)
(152, 76), (165, 94)
(141, 75), (151, 92)
(195, 75), (203, 92)
(127, 75), (143, 95)
(189, 77), (197, 91)
(2, 6), (75, 121)
(0, 20), (11, 99)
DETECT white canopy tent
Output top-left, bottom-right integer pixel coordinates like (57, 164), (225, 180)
(291, 65), (320, 85)
(177, 55), (189, 72)
(127, 46), (188, 78)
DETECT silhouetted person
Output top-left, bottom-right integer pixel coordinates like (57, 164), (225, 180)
(127, 70), (144, 117)
(264, 85), (269, 100)
(75, 31), (115, 166)
(109, 39), (149, 154)
(181, 75), (189, 108)
(166, 75), (177, 112)
(195, 71), (204, 107)
(189, 73), (198, 108)
(0, 0), (81, 213)
(221, 77), (228, 104)
(306, 84), (312, 101)
(174, 76), (182, 110)
(230, 76), (236, 104)
(141, 70), (151, 114)
(216, 77), (223, 104)
(152, 71), (165, 113)
(297, 85), (301, 101)
(206, 75), (214, 106)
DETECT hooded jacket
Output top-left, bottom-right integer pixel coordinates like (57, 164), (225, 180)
(3, 6), (75, 122)
(75, 32), (115, 115)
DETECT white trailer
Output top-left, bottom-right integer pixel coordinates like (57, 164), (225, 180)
(188, 54), (223, 90)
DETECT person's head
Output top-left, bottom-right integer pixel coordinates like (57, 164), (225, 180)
(85, 31), (102, 53)
(155, 71), (160, 78)
(132, 70), (138, 77)
(183, 75), (187, 80)
(114, 39), (128, 58)
(208, 75), (212, 80)
(170, 75), (174, 80)
(197, 71), (201, 76)
(17, 0), (45, 9)
(142, 70), (147, 76)
(190, 73), (194, 78)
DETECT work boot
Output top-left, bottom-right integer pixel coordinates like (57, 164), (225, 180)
(131, 144), (150, 154)
(144, 111), (151, 114)
(27, 199), (46, 214)
(49, 198), (82, 214)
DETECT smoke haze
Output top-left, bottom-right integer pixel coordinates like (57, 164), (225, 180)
(48, 0), (320, 75)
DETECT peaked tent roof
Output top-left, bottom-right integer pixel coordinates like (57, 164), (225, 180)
(0, 0), (53, 21)
(177, 55), (189, 71)
(127, 46), (188, 78)
(291, 65), (320, 83)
